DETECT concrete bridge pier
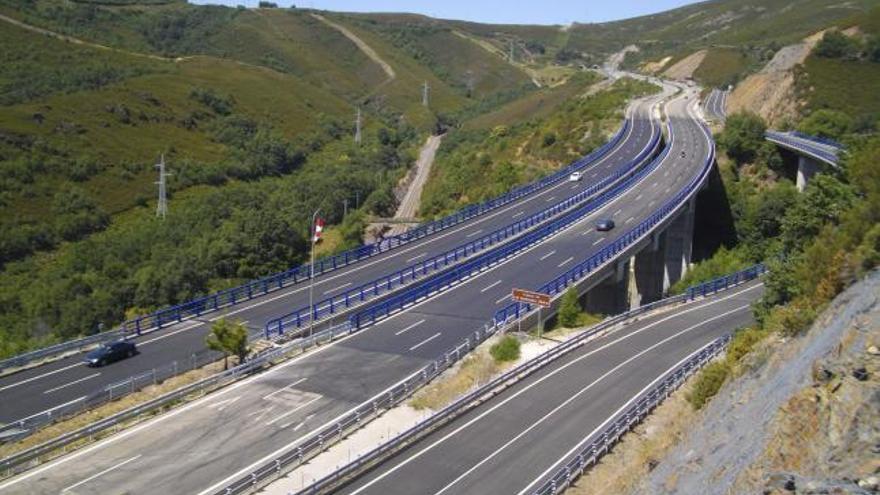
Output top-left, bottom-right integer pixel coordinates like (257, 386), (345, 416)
(663, 198), (695, 289)
(629, 232), (667, 309)
(584, 259), (630, 315)
(796, 155), (821, 192)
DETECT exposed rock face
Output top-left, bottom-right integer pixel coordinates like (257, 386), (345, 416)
(633, 270), (880, 495)
(662, 50), (707, 80)
(727, 31), (825, 126)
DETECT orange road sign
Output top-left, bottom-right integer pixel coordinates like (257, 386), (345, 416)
(511, 288), (551, 307)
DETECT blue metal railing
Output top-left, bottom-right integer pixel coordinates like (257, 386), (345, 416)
(494, 118), (715, 325)
(685, 263), (766, 299)
(790, 131), (843, 149)
(765, 131), (840, 165)
(264, 128), (661, 337)
(347, 122), (673, 331)
(119, 120), (632, 336)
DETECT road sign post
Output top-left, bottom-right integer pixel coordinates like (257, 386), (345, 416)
(511, 288), (551, 337)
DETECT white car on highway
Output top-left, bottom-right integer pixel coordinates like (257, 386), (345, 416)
(569, 171), (583, 182)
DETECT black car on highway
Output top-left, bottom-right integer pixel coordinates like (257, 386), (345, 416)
(85, 341), (138, 367)
(596, 219), (615, 231)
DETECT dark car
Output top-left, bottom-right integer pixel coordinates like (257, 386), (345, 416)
(85, 341), (138, 367)
(596, 219), (616, 232)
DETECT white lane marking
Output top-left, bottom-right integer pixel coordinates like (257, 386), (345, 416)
(635, 194), (643, 201)
(43, 373), (100, 395)
(465, 229), (483, 238)
(2, 111), (654, 494)
(406, 253), (428, 263)
(62, 454), (142, 493)
(515, 312), (749, 495)
(347, 287), (761, 495)
(545, 196), (556, 202)
(626, 216), (634, 224)
(613, 208), (622, 216)
(262, 377), (307, 401)
(322, 282), (352, 295)
(211, 396), (241, 411)
(539, 250), (556, 261)
(283, 413), (314, 431)
(495, 294), (511, 305)
(247, 406), (272, 418)
(265, 396), (322, 426)
(512, 211), (525, 219)
(409, 332), (442, 351)
(0, 361), (85, 392)
(592, 237), (605, 246)
(480, 280), (502, 293)
(394, 319), (426, 336)
(648, 200), (655, 207)
(558, 257), (574, 267)
(139, 320), (202, 345)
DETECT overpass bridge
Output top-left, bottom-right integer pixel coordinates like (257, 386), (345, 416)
(764, 130), (843, 191)
(0, 78), (719, 495)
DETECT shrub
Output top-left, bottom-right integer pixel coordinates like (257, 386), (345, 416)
(717, 112), (767, 165)
(687, 361), (729, 410)
(558, 287), (580, 327)
(490, 335), (521, 362)
(814, 31), (860, 60)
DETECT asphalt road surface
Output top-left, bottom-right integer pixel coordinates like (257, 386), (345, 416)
(0, 93), (662, 426)
(0, 82), (705, 495)
(338, 280), (764, 495)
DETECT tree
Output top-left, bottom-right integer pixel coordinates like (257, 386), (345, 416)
(206, 318), (249, 370)
(780, 175), (856, 254)
(558, 287), (580, 327)
(717, 112), (766, 165)
(868, 36), (880, 63)
(798, 109), (853, 141)
(814, 31), (859, 60)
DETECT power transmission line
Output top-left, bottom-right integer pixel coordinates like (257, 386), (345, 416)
(155, 153), (171, 219)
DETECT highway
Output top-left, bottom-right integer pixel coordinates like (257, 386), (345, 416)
(0, 94), (662, 427)
(0, 81), (706, 495)
(704, 88), (727, 120)
(337, 281), (763, 495)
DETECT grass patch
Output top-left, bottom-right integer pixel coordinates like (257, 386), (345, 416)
(693, 47), (752, 88)
(409, 344), (510, 411)
(797, 55), (880, 119)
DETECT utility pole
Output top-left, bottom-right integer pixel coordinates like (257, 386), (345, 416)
(155, 153), (171, 219)
(354, 107), (362, 145)
(422, 80), (429, 108)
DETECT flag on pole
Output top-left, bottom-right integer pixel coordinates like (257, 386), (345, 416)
(313, 217), (325, 243)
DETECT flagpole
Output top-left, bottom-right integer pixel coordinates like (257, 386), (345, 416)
(309, 208), (321, 338)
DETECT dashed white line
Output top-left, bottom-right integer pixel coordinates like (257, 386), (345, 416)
(466, 229), (483, 238)
(558, 257), (574, 267)
(62, 454), (142, 493)
(626, 216), (634, 224)
(395, 319), (426, 336)
(0, 361), (85, 392)
(614, 208), (622, 216)
(512, 211), (525, 219)
(409, 332), (442, 351)
(481, 280), (502, 293)
(592, 237), (605, 246)
(406, 253), (427, 263)
(495, 294), (511, 305)
(265, 396), (322, 426)
(322, 282), (352, 295)
(545, 196), (556, 202)
(539, 250), (556, 261)
(43, 373), (100, 395)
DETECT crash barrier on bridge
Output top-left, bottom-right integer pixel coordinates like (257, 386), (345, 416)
(119, 120), (632, 336)
(265, 128), (662, 337)
(210, 116), (734, 495)
(686, 263), (766, 300)
(0, 321), (353, 476)
(791, 131), (843, 149)
(0, 121), (631, 376)
(494, 117), (715, 324)
(530, 335), (731, 495)
(284, 267), (762, 494)
(348, 123), (672, 331)
(764, 131), (840, 165)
